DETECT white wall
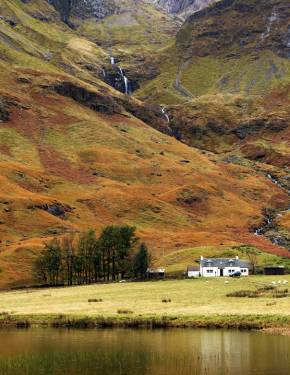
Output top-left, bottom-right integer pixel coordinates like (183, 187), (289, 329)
(201, 267), (220, 277)
(240, 268), (249, 276)
(201, 266), (249, 277)
(188, 271), (200, 278)
(224, 267), (241, 277)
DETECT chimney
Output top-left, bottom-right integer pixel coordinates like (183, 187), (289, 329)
(200, 256), (204, 260)
(236, 256), (239, 260)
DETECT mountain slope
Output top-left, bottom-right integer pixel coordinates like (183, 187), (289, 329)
(136, 0), (290, 253)
(154, 0), (218, 16)
(0, 0), (289, 288)
(137, 0), (290, 171)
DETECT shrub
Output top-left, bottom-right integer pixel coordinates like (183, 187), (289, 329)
(226, 290), (258, 298)
(117, 309), (133, 314)
(272, 289), (288, 298)
(88, 298), (103, 303)
(257, 285), (275, 292)
(161, 298), (171, 303)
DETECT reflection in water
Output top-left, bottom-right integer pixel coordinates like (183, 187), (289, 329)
(0, 328), (289, 375)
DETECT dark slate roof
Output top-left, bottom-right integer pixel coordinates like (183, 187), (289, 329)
(187, 265), (200, 271)
(200, 258), (249, 268)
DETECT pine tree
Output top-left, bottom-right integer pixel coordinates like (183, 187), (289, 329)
(133, 243), (149, 279)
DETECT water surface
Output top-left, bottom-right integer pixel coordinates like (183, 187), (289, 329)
(0, 328), (289, 375)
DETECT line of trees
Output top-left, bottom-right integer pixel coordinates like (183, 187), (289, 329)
(34, 226), (150, 286)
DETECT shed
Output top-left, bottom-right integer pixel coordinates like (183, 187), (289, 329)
(264, 266), (285, 275)
(187, 265), (200, 278)
(147, 268), (165, 279)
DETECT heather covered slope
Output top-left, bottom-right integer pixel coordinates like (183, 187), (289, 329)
(137, 0), (290, 253)
(2, 72), (287, 286)
(138, 0), (290, 163)
(137, 0), (290, 140)
(0, 0), (289, 288)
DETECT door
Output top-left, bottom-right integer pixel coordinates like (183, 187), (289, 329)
(220, 268), (224, 277)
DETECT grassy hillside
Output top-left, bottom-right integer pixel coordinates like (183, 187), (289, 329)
(137, 0), (290, 157)
(0, 0), (289, 289)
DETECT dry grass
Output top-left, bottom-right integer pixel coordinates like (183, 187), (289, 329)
(0, 0), (289, 291)
(0, 276), (289, 318)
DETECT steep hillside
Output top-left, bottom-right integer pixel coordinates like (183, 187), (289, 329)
(137, 0), (290, 254)
(0, 0), (289, 288)
(154, 0), (218, 17)
(137, 0), (290, 184)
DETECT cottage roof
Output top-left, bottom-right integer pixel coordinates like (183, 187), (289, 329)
(147, 268), (165, 273)
(187, 265), (200, 272)
(200, 258), (249, 268)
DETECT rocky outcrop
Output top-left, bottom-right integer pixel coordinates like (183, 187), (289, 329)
(29, 202), (72, 219)
(154, 0), (217, 15)
(50, 81), (171, 134)
(120, 98), (173, 135)
(47, 0), (119, 22)
(47, 0), (73, 23)
(71, 0), (119, 19)
(102, 66), (139, 95)
(46, 0), (215, 24)
(0, 97), (10, 123)
(252, 208), (290, 250)
(52, 82), (123, 114)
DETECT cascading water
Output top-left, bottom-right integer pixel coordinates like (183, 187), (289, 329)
(119, 67), (130, 95)
(253, 173), (289, 248)
(267, 174), (278, 185)
(103, 58), (135, 95)
(161, 106), (170, 123)
(254, 214), (273, 236)
(123, 76), (129, 95)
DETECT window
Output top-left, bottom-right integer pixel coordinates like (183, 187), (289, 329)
(206, 269), (214, 273)
(241, 269), (247, 273)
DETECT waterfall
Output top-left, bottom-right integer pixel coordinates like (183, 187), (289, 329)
(119, 67), (129, 95)
(101, 68), (106, 78)
(161, 106), (170, 123)
(110, 56), (115, 65)
(261, 8), (279, 40)
(267, 174), (278, 184)
(124, 76), (129, 95)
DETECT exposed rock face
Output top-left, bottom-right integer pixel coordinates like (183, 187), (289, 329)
(153, 0), (217, 15)
(36, 203), (72, 219)
(52, 81), (122, 114)
(46, 0), (215, 23)
(51, 81), (171, 134)
(71, 0), (118, 19)
(0, 97), (10, 123)
(47, 0), (119, 21)
(47, 0), (73, 22)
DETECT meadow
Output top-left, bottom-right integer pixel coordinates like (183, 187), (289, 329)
(0, 276), (289, 329)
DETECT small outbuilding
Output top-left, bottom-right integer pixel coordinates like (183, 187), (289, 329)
(187, 265), (200, 278)
(147, 268), (165, 279)
(264, 266), (285, 275)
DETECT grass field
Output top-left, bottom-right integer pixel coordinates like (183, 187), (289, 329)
(0, 276), (289, 330)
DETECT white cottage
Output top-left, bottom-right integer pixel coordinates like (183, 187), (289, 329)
(187, 256), (249, 278)
(200, 256), (249, 277)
